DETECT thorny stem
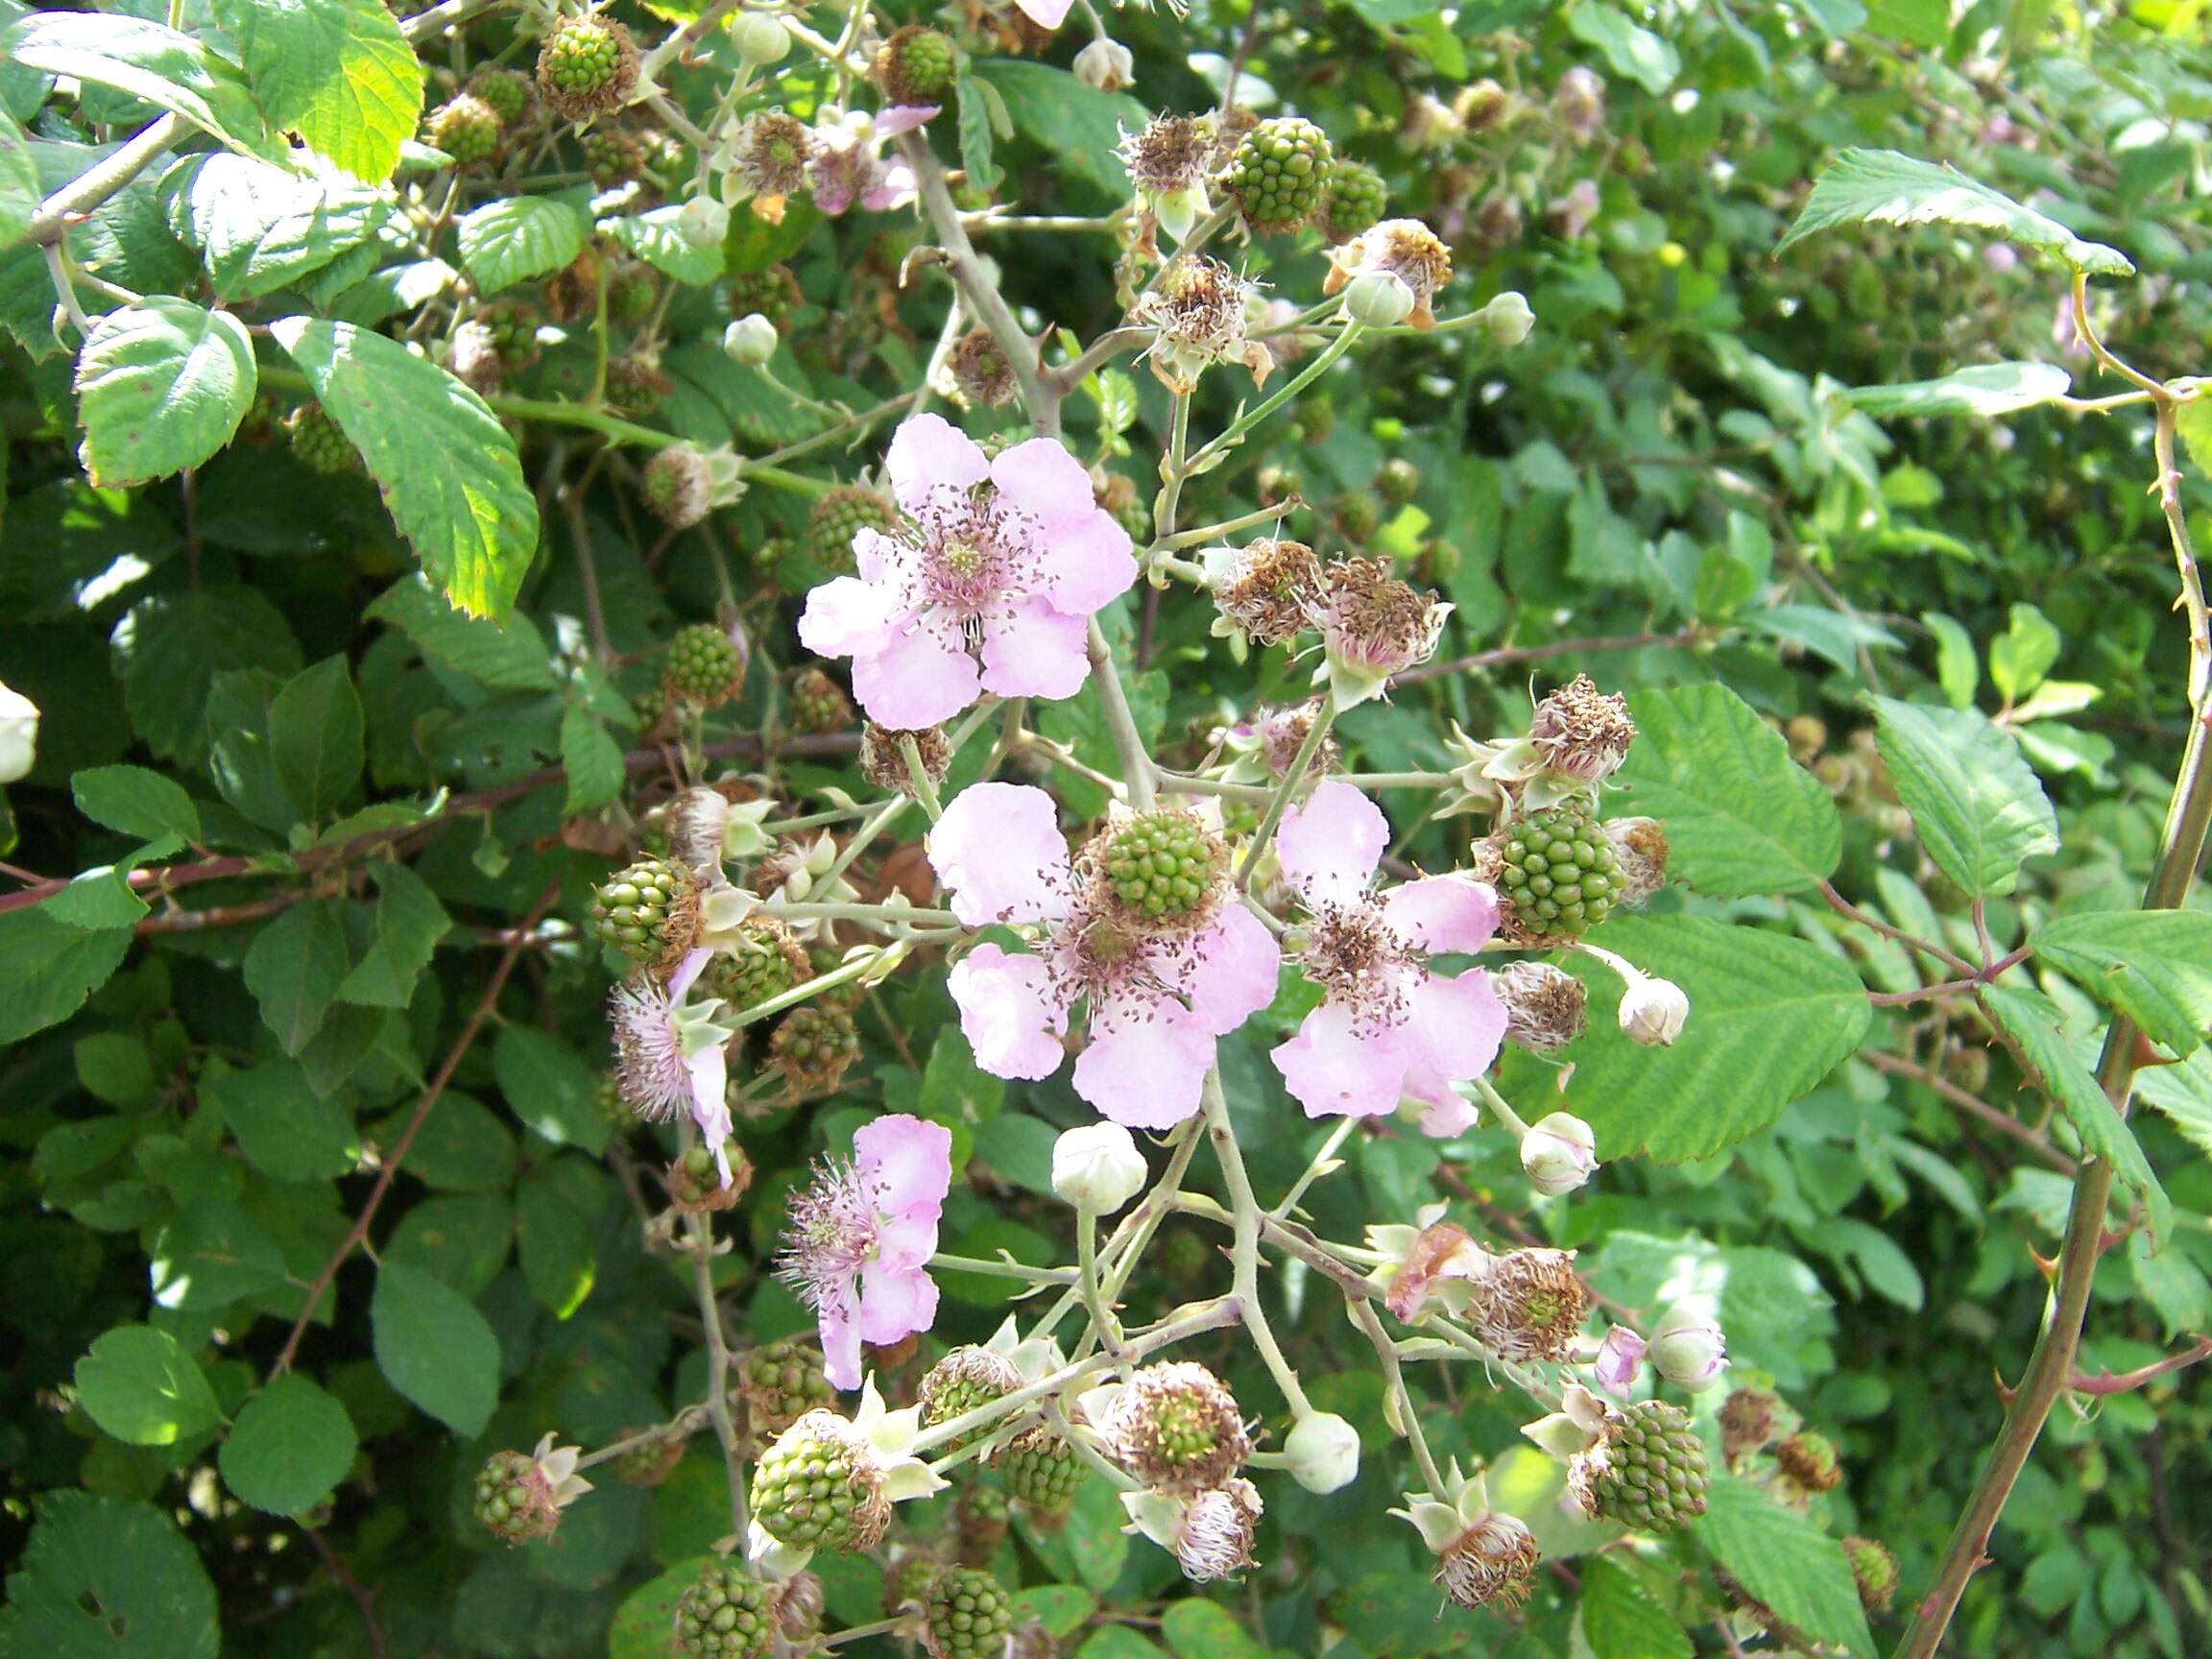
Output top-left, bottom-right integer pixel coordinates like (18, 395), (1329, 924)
(21, 113), (181, 247)
(1189, 322), (1363, 468)
(685, 1208), (752, 1535)
(899, 736), (945, 822)
(1086, 619), (1159, 809)
(1203, 1070), (1313, 1416)
(1347, 1297), (1447, 1494)
(577, 1407), (711, 1471)
(1271, 1118), (1359, 1220)
(1075, 1206), (1126, 1358)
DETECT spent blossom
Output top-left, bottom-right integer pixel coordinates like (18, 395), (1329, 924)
(1121, 1479), (1262, 1582)
(1314, 558), (1450, 706)
(798, 415), (1138, 727)
(609, 949), (743, 1184)
(930, 783), (1279, 1129)
(1393, 1464), (1540, 1611)
(776, 1114), (953, 1388)
(1267, 781), (1504, 1126)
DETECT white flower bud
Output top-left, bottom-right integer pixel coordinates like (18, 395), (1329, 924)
(1284, 1410), (1360, 1494)
(724, 313), (781, 366)
(1073, 36), (1134, 93)
(1619, 974), (1688, 1046)
(1520, 1111), (1597, 1196)
(730, 11), (791, 65)
(677, 195), (731, 249)
(1647, 1304), (1727, 1393)
(1340, 270), (1416, 328)
(1479, 290), (1535, 347)
(0, 680), (39, 784)
(1051, 1122), (1147, 1214)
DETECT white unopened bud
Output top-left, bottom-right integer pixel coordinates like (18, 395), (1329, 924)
(1647, 1304), (1727, 1392)
(1284, 1410), (1360, 1494)
(1479, 290), (1535, 347)
(1052, 1122), (1147, 1214)
(724, 313), (780, 365)
(730, 11), (791, 65)
(0, 680), (38, 784)
(1520, 1112), (1597, 1196)
(1072, 36), (1134, 93)
(677, 195), (731, 249)
(1619, 974), (1688, 1046)
(1340, 270), (1416, 328)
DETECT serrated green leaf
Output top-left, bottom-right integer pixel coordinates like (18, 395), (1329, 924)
(1010, 1585), (1096, 1638)
(163, 153), (397, 301)
(204, 1058), (359, 1181)
(1693, 1478), (1874, 1655)
(72, 763), (202, 843)
(1580, 1555), (1693, 1659)
(2034, 909), (2212, 1059)
(970, 60), (1148, 200)
(605, 205), (724, 285)
(1989, 603), (2060, 705)
(0, 908), (134, 1044)
(75, 1034), (156, 1107)
(516, 1158), (600, 1319)
(1845, 360), (2071, 420)
(494, 1023), (613, 1155)
(336, 860), (449, 1008)
(608, 1562), (700, 1659)
(1922, 611), (1978, 709)
(561, 705), (626, 815)
(385, 1192), (514, 1296)
(1563, 915), (1872, 1162)
(273, 317), (539, 617)
(1776, 147), (2132, 276)
(0, 12), (270, 157)
(1160, 1599), (1266, 1659)
(456, 195), (589, 295)
(0, 109), (37, 251)
(1611, 684), (1840, 896)
(1868, 696), (2058, 898)
(1564, 3), (1679, 92)
(367, 573), (556, 687)
(1981, 984), (2172, 1241)
(152, 1200), (289, 1310)
(956, 68), (1002, 193)
(219, 1375), (357, 1515)
(212, 0), (423, 182)
(243, 899), (349, 1056)
(723, 194), (823, 274)
(269, 655), (363, 820)
(116, 585), (301, 764)
(371, 1260), (501, 1436)
(73, 297), (254, 487)
(0, 1491), (221, 1659)
(73, 1325), (221, 1447)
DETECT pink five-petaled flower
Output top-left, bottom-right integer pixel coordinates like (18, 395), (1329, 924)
(1269, 780), (1507, 1127)
(797, 416), (1138, 728)
(929, 782), (1280, 1130)
(1014, 0), (1075, 27)
(777, 1114), (953, 1390)
(609, 948), (742, 1184)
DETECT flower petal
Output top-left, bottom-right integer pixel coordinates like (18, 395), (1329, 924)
(947, 943), (1070, 1075)
(797, 575), (899, 660)
(979, 597), (1091, 702)
(1382, 875), (1500, 955)
(1400, 970), (1507, 1096)
(886, 412), (989, 507)
(854, 1112), (953, 1214)
(1275, 780), (1389, 904)
(856, 1260), (940, 1345)
(929, 783), (1071, 925)
(1177, 904), (1282, 1037)
(873, 105), (940, 137)
(1271, 1001), (1411, 1118)
(992, 436), (1094, 517)
(1033, 507), (1139, 615)
(1073, 1006), (1214, 1129)
(819, 1299), (864, 1391)
(851, 617), (982, 727)
(684, 1044), (733, 1181)
(1012, 0), (1075, 26)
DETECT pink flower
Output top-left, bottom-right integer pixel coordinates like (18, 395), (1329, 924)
(1268, 781), (1506, 1127)
(609, 949), (742, 1184)
(807, 112), (921, 215)
(798, 417), (1137, 727)
(777, 1113), (953, 1389)
(1014, 0), (1075, 26)
(1592, 1325), (1646, 1397)
(929, 782), (1280, 1130)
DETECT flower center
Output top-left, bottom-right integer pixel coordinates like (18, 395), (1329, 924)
(1301, 900), (1421, 1030)
(777, 1160), (881, 1314)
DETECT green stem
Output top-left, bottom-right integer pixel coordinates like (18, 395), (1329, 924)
(1084, 619), (1158, 810)
(900, 737), (944, 822)
(1075, 1205), (1124, 1358)
(1235, 692), (1335, 886)
(1189, 322), (1363, 469)
(1202, 1069), (1313, 1415)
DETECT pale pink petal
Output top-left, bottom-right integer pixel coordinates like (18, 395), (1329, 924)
(1032, 508), (1139, 615)
(929, 784), (1071, 925)
(814, 179), (855, 217)
(856, 1260), (939, 1345)
(1073, 1006), (1214, 1129)
(668, 947), (713, 999)
(1176, 905), (1281, 1037)
(1013, 0), (1074, 27)
(948, 945), (1070, 1076)
(991, 437), (1094, 517)
(820, 1300), (864, 1390)
(1382, 876), (1500, 955)
(1275, 780), (1389, 904)
(851, 525), (903, 584)
(685, 1044), (733, 1184)
(854, 1112), (953, 1213)
(980, 597), (1090, 701)
(797, 575), (900, 659)
(861, 161), (916, 212)
(1271, 1001), (1411, 1118)
(1400, 971), (1507, 1095)
(874, 105), (939, 136)
(851, 618), (981, 727)
(874, 1211), (939, 1271)
(886, 412), (990, 506)
(1413, 1089), (1479, 1139)
(1594, 1326), (1646, 1396)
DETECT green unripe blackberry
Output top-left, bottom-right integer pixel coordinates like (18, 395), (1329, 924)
(1774, 1431), (1841, 1493)
(609, 263), (659, 325)
(887, 1551), (941, 1612)
(919, 1349), (1021, 1455)
(1495, 803), (1622, 938)
(728, 265), (803, 331)
(665, 622), (746, 707)
(750, 1415), (887, 1551)
(1225, 115), (1334, 235)
(286, 402), (357, 475)
(703, 919), (810, 1015)
(804, 486), (900, 575)
(875, 24), (957, 107)
(582, 125), (645, 185)
(425, 93), (502, 165)
(1377, 456), (1421, 506)
(615, 1428), (685, 1486)
(1844, 1535), (1897, 1615)
(590, 854), (702, 969)
(789, 667), (853, 734)
(1319, 159), (1387, 242)
(473, 1450), (559, 1545)
(769, 1002), (860, 1093)
(1334, 493), (1382, 542)
(674, 1560), (777, 1658)
(466, 66), (535, 129)
(999, 1431), (1082, 1514)
(740, 1339), (834, 1440)
(1095, 810), (1224, 926)
(1588, 1400), (1708, 1532)
(955, 1483), (1010, 1564)
(924, 1568), (1015, 1659)
(593, 1071), (633, 1126)
(668, 1140), (753, 1214)
(537, 14), (638, 122)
